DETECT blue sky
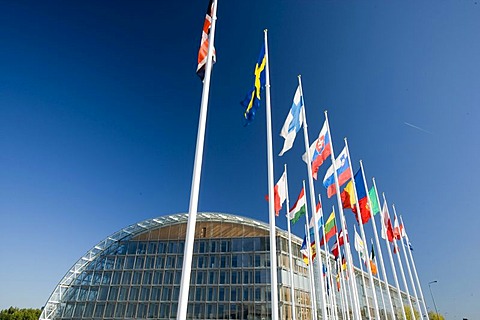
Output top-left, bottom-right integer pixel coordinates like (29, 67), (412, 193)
(1, 1), (479, 319)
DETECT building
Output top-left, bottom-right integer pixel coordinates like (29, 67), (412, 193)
(39, 212), (416, 320)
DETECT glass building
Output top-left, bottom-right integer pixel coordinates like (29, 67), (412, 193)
(39, 212), (417, 320)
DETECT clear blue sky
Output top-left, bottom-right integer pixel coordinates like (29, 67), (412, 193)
(1, 1), (479, 319)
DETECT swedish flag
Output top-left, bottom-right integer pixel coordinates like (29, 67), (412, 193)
(241, 45), (266, 125)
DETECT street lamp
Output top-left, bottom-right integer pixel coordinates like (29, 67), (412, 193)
(428, 280), (439, 316)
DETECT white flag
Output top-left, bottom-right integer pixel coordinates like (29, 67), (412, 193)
(279, 86), (304, 156)
(354, 226), (366, 262)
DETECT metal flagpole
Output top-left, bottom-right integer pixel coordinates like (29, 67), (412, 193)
(298, 75), (328, 319)
(400, 216), (430, 320)
(372, 178), (397, 319)
(334, 211), (351, 320)
(323, 202), (339, 319)
(392, 205), (416, 320)
(353, 225), (372, 319)
(177, 1), (218, 318)
(284, 165), (297, 320)
(263, 29), (279, 320)
(396, 213), (422, 318)
(372, 238), (388, 318)
(382, 194), (407, 320)
(344, 141), (381, 320)
(324, 112), (362, 320)
(359, 161), (396, 320)
(304, 216), (319, 320)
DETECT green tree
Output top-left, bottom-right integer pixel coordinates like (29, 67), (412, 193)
(0, 307), (42, 320)
(404, 305), (421, 320)
(428, 311), (445, 320)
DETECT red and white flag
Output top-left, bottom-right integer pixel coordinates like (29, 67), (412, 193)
(393, 214), (405, 240)
(196, 0), (216, 80)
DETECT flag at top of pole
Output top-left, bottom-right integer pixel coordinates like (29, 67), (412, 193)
(279, 85), (304, 156)
(303, 120), (332, 179)
(177, 1), (218, 319)
(196, 0), (216, 80)
(241, 45), (266, 125)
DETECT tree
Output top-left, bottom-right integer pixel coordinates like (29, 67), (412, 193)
(404, 305), (420, 320)
(428, 311), (446, 320)
(0, 307), (42, 320)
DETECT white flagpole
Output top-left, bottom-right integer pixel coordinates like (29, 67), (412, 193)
(298, 76), (328, 319)
(284, 165), (297, 320)
(353, 225), (372, 319)
(382, 194), (407, 320)
(397, 216), (423, 319)
(324, 203), (339, 319)
(334, 211), (351, 320)
(263, 29), (279, 320)
(177, 1), (218, 318)
(400, 215), (430, 320)
(359, 161), (396, 319)
(344, 141), (381, 320)
(324, 111), (362, 320)
(372, 238), (388, 318)
(372, 178), (397, 319)
(304, 219), (319, 320)
(392, 205), (416, 320)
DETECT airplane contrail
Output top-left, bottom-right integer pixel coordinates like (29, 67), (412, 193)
(404, 122), (433, 135)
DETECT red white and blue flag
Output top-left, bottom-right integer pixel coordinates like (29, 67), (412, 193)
(323, 146), (352, 198)
(196, 0), (216, 80)
(303, 120), (332, 179)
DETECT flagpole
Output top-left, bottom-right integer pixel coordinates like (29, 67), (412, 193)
(344, 141), (381, 320)
(372, 238), (388, 318)
(397, 214), (423, 319)
(324, 111), (362, 320)
(360, 161), (396, 319)
(382, 194), (407, 320)
(372, 178), (397, 319)
(400, 216), (430, 320)
(304, 219), (319, 320)
(333, 213), (351, 320)
(324, 202), (339, 319)
(392, 205), (416, 320)
(298, 75), (328, 319)
(353, 225), (372, 319)
(284, 165), (297, 320)
(177, 1), (218, 318)
(262, 29), (279, 320)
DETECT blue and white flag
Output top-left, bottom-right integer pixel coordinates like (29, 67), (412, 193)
(279, 85), (304, 156)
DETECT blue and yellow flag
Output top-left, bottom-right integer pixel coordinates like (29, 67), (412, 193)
(241, 44), (266, 125)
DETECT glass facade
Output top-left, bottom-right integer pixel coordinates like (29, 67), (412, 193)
(40, 213), (417, 320)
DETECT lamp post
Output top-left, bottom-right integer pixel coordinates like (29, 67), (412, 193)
(428, 280), (439, 316)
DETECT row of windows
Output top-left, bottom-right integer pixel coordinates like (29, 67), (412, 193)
(74, 267), (272, 287)
(103, 237), (273, 257)
(58, 301), (276, 320)
(86, 251), (273, 273)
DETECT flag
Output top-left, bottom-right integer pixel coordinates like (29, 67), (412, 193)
(288, 187), (306, 224)
(336, 273), (341, 292)
(196, 0), (216, 80)
(300, 237), (309, 264)
(340, 180), (356, 210)
(323, 146), (352, 198)
(354, 227), (366, 262)
(309, 201), (324, 228)
(320, 211), (337, 246)
(331, 229), (348, 258)
(341, 254), (347, 271)
(279, 86), (304, 156)
(303, 120), (332, 179)
(352, 169), (371, 225)
(370, 243), (378, 276)
(381, 202), (394, 242)
(241, 45), (266, 125)
(393, 215), (404, 240)
(368, 187), (380, 215)
(265, 171), (287, 216)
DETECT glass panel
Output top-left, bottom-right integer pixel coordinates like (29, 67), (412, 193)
(126, 303), (137, 318)
(94, 303), (105, 318)
(115, 302), (126, 318)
